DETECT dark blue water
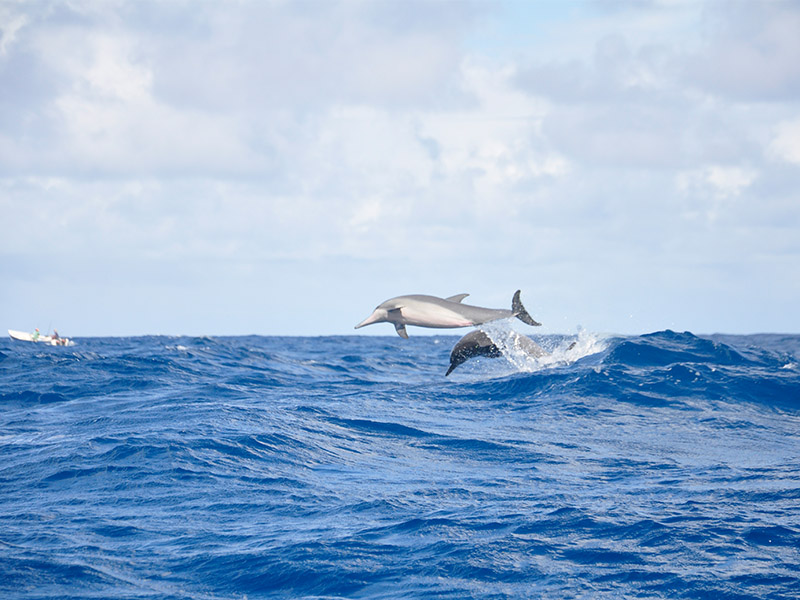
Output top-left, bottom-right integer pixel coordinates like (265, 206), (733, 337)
(1, 329), (799, 599)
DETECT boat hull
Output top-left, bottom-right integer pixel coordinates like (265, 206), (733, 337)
(8, 330), (73, 346)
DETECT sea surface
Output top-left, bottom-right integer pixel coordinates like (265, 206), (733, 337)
(1, 328), (799, 599)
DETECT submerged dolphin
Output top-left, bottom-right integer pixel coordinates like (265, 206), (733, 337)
(446, 329), (547, 376)
(355, 290), (541, 338)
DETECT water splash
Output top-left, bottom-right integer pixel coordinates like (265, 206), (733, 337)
(479, 321), (608, 373)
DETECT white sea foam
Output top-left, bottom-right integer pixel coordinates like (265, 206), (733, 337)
(478, 321), (607, 373)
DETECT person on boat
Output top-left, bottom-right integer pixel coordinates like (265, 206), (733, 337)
(51, 329), (67, 346)
(32, 328), (40, 341)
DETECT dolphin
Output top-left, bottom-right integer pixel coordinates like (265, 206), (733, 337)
(355, 290), (541, 338)
(445, 329), (547, 376)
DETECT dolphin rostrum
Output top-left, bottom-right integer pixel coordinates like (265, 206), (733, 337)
(355, 290), (541, 338)
(445, 329), (546, 376)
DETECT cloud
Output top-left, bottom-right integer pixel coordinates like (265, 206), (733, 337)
(681, 1), (800, 101)
(0, 1), (484, 180)
(514, 33), (677, 106)
(2, 0), (799, 335)
(674, 165), (759, 224)
(0, 7), (27, 57)
(140, 1), (478, 112)
(770, 119), (800, 166)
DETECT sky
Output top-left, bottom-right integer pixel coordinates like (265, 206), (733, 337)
(1, 0), (799, 337)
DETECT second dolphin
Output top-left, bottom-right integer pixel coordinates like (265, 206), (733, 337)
(445, 329), (547, 375)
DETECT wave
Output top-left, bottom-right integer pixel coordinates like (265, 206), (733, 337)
(1, 330), (799, 599)
(441, 329), (800, 413)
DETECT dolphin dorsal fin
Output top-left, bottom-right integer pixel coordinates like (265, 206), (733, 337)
(445, 293), (469, 303)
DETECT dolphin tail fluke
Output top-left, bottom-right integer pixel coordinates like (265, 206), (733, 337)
(512, 290), (541, 326)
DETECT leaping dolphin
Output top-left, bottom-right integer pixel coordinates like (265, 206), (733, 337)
(355, 290), (541, 338)
(445, 329), (546, 376)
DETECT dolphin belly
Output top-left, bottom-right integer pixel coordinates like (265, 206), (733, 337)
(398, 304), (474, 328)
(454, 306), (515, 325)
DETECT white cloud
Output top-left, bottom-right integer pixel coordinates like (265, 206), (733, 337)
(705, 166), (758, 197)
(769, 119), (800, 165)
(0, 9), (27, 57)
(674, 165), (759, 225)
(681, 1), (800, 101)
(676, 166), (758, 200)
(144, 1), (476, 112)
(2, 0), (799, 335)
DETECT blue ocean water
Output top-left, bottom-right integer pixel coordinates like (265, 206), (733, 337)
(1, 329), (799, 599)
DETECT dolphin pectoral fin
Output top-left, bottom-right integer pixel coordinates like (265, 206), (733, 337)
(512, 290), (542, 326)
(388, 308), (409, 337)
(445, 293), (470, 303)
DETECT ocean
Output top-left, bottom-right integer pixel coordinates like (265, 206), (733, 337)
(1, 329), (799, 599)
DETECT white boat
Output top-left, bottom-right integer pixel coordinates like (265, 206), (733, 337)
(8, 329), (74, 346)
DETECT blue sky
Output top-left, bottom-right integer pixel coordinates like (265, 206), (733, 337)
(1, 0), (799, 337)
